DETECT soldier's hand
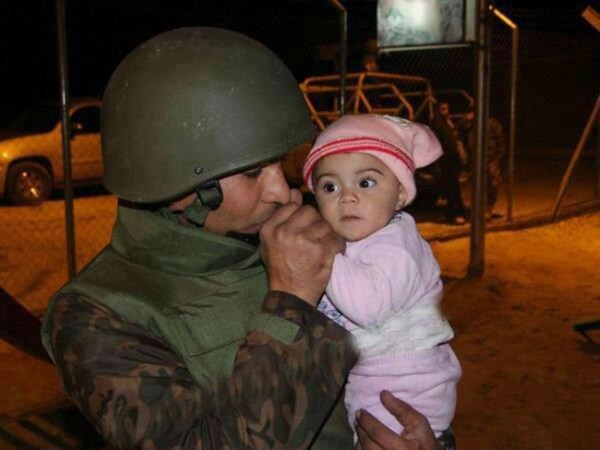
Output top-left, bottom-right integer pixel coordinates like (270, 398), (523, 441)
(355, 391), (439, 450)
(259, 202), (345, 306)
(289, 187), (303, 206)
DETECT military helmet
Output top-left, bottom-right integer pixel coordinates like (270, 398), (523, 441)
(101, 27), (314, 203)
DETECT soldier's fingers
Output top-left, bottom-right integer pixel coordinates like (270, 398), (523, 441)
(260, 202), (302, 235)
(303, 218), (338, 241)
(380, 391), (427, 432)
(354, 440), (365, 450)
(270, 205), (322, 236)
(355, 416), (382, 450)
(289, 188), (303, 206)
(355, 409), (418, 450)
(317, 228), (346, 256)
(380, 391), (439, 450)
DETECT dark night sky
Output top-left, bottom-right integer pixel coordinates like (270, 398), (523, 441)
(0, 0), (597, 143)
(1, 0), (353, 119)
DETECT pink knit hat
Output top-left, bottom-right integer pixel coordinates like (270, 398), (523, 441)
(302, 114), (443, 205)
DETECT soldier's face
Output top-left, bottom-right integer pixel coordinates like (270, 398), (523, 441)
(439, 103), (450, 117)
(204, 162), (292, 235)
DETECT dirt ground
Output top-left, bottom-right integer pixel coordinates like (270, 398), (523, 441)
(429, 212), (600, 450)
(1, 210), (599, 449)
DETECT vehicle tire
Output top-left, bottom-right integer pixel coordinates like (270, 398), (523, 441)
(5, 161), (52, 206)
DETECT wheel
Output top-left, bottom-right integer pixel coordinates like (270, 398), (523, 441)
(5, 161), (52, 206)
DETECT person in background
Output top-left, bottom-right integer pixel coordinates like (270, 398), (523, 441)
(303, 114), (461, 450)
(457, 108), (508, 220)
(362, 54), (380, 73)
(430, 102), (468, 225)
(41, 27), (441, 450)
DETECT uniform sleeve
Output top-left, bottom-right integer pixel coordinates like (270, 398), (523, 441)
(45, 292), (357, 450)
(326, 241), (423, 328)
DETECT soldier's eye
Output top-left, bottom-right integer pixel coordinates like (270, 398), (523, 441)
(244, 167), (263, 179)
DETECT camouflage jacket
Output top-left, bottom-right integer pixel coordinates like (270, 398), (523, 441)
(45, 290), (357, 449)
(487, 118), (507, 162)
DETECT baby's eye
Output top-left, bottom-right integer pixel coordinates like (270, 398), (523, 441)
(359, 177), (376, 188)
(321, 181), (338, 193)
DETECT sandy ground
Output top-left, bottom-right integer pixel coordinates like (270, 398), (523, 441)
(431, 212), (600, 450)
(1, 209), (598, 449)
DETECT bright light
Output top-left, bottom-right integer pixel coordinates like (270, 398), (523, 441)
(378, 0), (467, 48)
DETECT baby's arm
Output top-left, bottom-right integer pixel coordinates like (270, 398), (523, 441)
(326, 239), (422, 327)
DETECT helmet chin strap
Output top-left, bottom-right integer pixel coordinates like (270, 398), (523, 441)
(180, 180), (223, 227)
(196, 180), (223, 210)
(182, 179), (259, 245)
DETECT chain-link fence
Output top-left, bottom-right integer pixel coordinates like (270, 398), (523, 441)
(1, 0), (598, 321)
(492, 5), (600, 223)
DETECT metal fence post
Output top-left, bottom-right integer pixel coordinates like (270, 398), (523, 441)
(55, 0), (77, 280)
(551, 94), (600, 221)
(492, 7), (518, 222)
(469, 0), (491, 277)
(327, 0), (347, 115)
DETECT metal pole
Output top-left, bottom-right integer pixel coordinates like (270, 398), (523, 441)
(468, 0), (491, 277)
(55, 0), (76, 280)
(596, 105), (600, 198)
(508, 24), (518, 221)
(551, 94), (600, 221)
(327, 0), (347, 115)
(492, 7), (518, 222)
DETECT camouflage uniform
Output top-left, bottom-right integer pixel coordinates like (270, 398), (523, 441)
(486, 118), (508, 212)
(44, 280), (357, 449)
(42, 205), (358, 450)
(458, 115), (508, 214)
(430, 113), (468, 222)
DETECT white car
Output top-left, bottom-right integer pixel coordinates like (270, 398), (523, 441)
(0, 98), (103, 205)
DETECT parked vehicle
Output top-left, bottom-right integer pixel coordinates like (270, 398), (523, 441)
(0, 98), (102, 205)
(300, 71), (435, 129)
(299, 71), (473, 130)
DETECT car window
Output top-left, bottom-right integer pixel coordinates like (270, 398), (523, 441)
(71, 106), (100, 133)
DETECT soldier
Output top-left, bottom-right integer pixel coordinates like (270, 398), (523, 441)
(485, 117), (508, 219)
(42, 27), (440, 449)
(457, 109), (508, 220)
(430, 102), (468, 225)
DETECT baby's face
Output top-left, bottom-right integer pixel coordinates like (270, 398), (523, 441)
(313, 152), (405, 242)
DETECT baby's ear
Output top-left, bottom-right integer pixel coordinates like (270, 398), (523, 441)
(396, 187), (408, 210)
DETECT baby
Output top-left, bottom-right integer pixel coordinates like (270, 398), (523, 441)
(302, 114), (462, 441)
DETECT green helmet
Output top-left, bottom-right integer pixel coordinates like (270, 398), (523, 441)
(101, 27), (314, 204)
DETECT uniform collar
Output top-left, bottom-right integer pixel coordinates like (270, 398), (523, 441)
(111, 203), (262, 275)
